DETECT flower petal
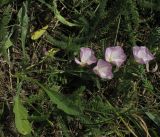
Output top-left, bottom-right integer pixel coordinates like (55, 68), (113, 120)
(75, 47), (97, 66)
(105, 46), (126, 67)
(80, 47), (92, 63)
(86, 54), (97, 65)
(93, 59), (113, 79)
(75, 57), (82, 65)
(133, 46), (154, 64)
(80, 47), (97, 65)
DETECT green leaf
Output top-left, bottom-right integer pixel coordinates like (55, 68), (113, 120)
(45, 34), (81, 52)
(18, 76), (82, 116)
(145, 112), (160, 127)
(0, 0), (11, 7)
(4, 37), (13, 49)
(18, 1), (29, 59)
(0, 5), (12, 61)
(40, 84), (82, 116)
(0, 5), (11, 45)
(31, 25), (48, 40)
(38, 0), (78, 27)
(13, 96), (32, 135)
(58, 116), (71, 137)
(53, 0), (78, 27)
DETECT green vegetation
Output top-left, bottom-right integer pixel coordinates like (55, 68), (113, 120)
(0, 0), (160, 136)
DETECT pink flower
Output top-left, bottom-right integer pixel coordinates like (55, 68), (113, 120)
(133, 46), (154, 64)
(75, 47), (97, 66)
(105, 46), (126, 67)
(93, 59), (113, 79)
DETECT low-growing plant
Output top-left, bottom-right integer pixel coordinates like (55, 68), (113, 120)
(0, 0), (160, 137)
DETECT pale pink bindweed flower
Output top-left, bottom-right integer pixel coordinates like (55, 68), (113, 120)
(133, 46), (154, 64)
(93, 59), (113, 79)
(105, 46), (126, 67)
(75, 47), (97, 66)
